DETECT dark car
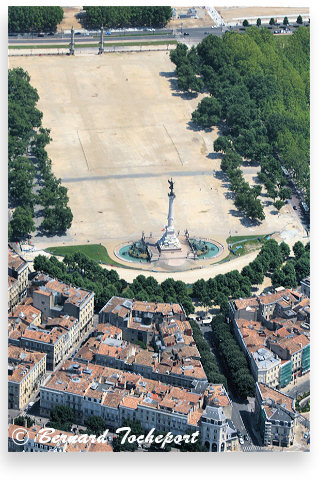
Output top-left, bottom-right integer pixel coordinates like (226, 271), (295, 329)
(204, 31), (209, 35)
(183, 32), (189, 36)
(37, 33), (45, 37)
(47, 32), (55, 36)
(293, 205), (298, 210)
(244, 434), (249, 441)
(75, 32), (82, 35)
(237, 430), (242, 438)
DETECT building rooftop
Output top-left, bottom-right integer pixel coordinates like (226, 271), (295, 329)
(8, 247), (28, 273)
(8, 345), (46, 383)
(258, 383), (295, 413)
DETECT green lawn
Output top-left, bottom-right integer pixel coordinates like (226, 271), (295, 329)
(226, 234), (271, 244)
(45, 244), (123, 266)
(9, 40), (177, 50)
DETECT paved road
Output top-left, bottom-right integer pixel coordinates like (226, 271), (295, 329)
(284, 377), (310, 399)
(198, 321), (262, 450)
(9, 23), (305, 48)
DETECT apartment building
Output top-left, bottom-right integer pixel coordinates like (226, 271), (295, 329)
(40, 360), (235, 452)
(74, 323), (207, 389)
(300, 276), (310, 298)
(229, 289), (310, 388)
(99, 297), (186, 345)
(31, 274), (94, 336)
(254, 383), (297, 447)
(8, 345), (46, 410)
(8, 247), (29, 311)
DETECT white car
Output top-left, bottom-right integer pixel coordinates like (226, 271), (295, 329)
(239, 437), (244, 445)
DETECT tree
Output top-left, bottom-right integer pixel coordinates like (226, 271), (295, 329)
(269, 18), (275, 26)
(213, 136), (232, 153)
(279, 187), (292, 201)
(191, 96), (222, 128)
(293, 241), (305, 259)
(14, 415), (34, 428)
(47, 405), (74, 432)
(283, 17), (289, 26)
(242, 19), (249, 27)
(297, 15), (303, 25)
(85, 416), (106, 436)
(256, 18), (261, 27)
(8, 6), (64, 33)
(280, 242), (291, 260)
(274, 200), (285, 211)
(10, 206), (35, 239)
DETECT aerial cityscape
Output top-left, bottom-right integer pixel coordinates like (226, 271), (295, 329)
(8, 5), (310, 454)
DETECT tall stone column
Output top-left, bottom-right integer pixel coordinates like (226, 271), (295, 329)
(167, 192), (175, 228)
(158, 178), (181, 251)
(98, 25), (104, 54)
(70, 26), (75, 55)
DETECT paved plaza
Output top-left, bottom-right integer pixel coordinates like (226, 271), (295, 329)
(9, 52), (306, 273)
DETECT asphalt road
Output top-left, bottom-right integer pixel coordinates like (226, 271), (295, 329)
(9, 23), (308, 47)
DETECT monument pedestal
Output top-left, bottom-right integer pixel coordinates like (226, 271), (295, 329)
(157, 180), (181, 252)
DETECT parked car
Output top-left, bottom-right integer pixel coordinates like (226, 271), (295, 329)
(105, 31), (112, 35)
(237, 430), (242, 438)
(304, 431), (310, 439)
(239, 437), (244, 445)
(244, 434), (249, 441)
(293, 205), (297, 210)
(37, 33), (45, 37)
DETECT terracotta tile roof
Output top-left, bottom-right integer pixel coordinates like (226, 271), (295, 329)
(233, 297), (259, 310)
(10, 303), (41, 325)
(21, 326), (65, 344)
(8, 346), (46, 383)
(258, 383), (295, 413)
(133, 300), (183, 315)
(8, 247), (28, 272)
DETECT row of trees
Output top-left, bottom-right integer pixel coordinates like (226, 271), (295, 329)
(83, 6), (172, 29)
(243, 15), (305, 27)
(8, 6), (64, 33)
(170, 27), (309, 218)
(33, 238), (307, 317)
(271, 241), (310, 288)
(189, 319), (227, 387)
(33, 252), (194, 314)
(211, 314), (256, 398)
(8, 68), (73, 240)
(192, 239), (293, 315)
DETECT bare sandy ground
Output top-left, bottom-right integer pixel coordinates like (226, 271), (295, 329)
(57, 7), (83, 32)
(8, 51), (307, 280)
(168, 7), (215, 28)
(216, 6), (309, 23)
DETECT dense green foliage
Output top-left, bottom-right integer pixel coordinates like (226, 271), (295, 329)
(33, 252), (194, 314)
(170, 27), (310, 219)
(85, 416), (106, 436)
(47, 405), (74, 432)
(8, 68), (73, 239)
(189, 319), (227, 387)
(8, 6), (64, 33)
(211, 314), (256, 398)
(83, 6), (172, 29)
(271, 241), (310, 288)
(14, 415), (34, 428)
